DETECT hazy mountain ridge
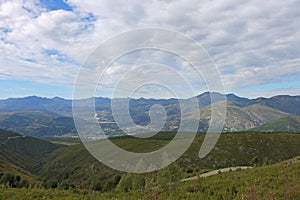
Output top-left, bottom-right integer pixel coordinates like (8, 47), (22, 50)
(248, 95), (300, 115)
(0, 92), (299, 137)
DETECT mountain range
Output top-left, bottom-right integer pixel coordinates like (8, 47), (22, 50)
(0, 92), (299, 137)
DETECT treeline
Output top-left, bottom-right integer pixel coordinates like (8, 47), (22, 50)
(0, 172), (29, 189)
(40, 163), (184, 199)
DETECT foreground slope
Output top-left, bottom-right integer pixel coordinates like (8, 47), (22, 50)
(180, 156), (300, 199)
(37, 132), (300, 189)
(0, 129), (61, 171)
(0, 157), (299, 200)
(0, 143), (36, 176)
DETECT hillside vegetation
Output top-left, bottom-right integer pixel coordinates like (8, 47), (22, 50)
(0, 129), (299, 199)
(249, 116), (300, 132)
(0, 129), (61, 187)
(0, 157), (299, 200)
(37, 132), (300, 190)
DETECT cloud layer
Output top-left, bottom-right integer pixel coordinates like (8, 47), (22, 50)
(0, 0), (299, 98)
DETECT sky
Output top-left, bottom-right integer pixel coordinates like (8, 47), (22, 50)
(0, 0), (300, 99)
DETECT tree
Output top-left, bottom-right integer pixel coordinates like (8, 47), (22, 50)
(59, 180), (70, 190)
(0, 173), (14, 187)
(117, 174), (133, 192)
(90, 180), (102, 191)
(18, 179), (29, 188)
(157, 162), (183, 198)
(103, 180), (115, 192)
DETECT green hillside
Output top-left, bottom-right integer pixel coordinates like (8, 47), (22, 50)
(0, 129), (62, 190)
(36, 132), (300, 190)
(4, 136), (61, 159)
(0, 157), (299, 199)
(0, 130), (299, 199)
(0, 129), (21, 143)
(0, 143), (36, 175)
(0, 143), (38, 189)
(180, 156), (300, 199)
(0, 129), (61, 174)
(0, 129), (61, 159)
(249, 116), (300, 133)
(0, 129), (38, 172)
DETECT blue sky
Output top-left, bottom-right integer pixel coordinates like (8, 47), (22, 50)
(40, 0), (72, 11)
(0, 0), (300, 99)
(0, 79), (73, 99)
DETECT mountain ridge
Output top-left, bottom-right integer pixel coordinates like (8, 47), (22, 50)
(0, 92), (299, 137)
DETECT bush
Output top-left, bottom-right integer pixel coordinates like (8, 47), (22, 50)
(0, 173), (14, 187)
(18, 179), (29, 189)
(0, 173), (29, 188)
(186, 185), (194, 193)
(90, 180), (102, 191)
(59, 180), (70, 190)
(103, 181), (114, 192)
(113, 175), (121, 186)
(43, 179), (58, 189)
(117, 174), (133, 192)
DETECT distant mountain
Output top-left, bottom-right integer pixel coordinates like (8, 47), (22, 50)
(249, 95), (300, 115)
(0, 96), (72, 116)
(191, 101), (290, 132)
(0, 96), (72, 112)
(0, 92), (299, 136)
(195, 92), (250, 107)
(249, 116), (300, 133)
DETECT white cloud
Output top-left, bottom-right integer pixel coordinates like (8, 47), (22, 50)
(0, 0), (299, 98)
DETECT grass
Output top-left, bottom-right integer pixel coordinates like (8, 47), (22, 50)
(180, 157), (300, 199)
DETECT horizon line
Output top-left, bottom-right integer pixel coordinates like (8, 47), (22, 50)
(0, 91), (299, 101)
